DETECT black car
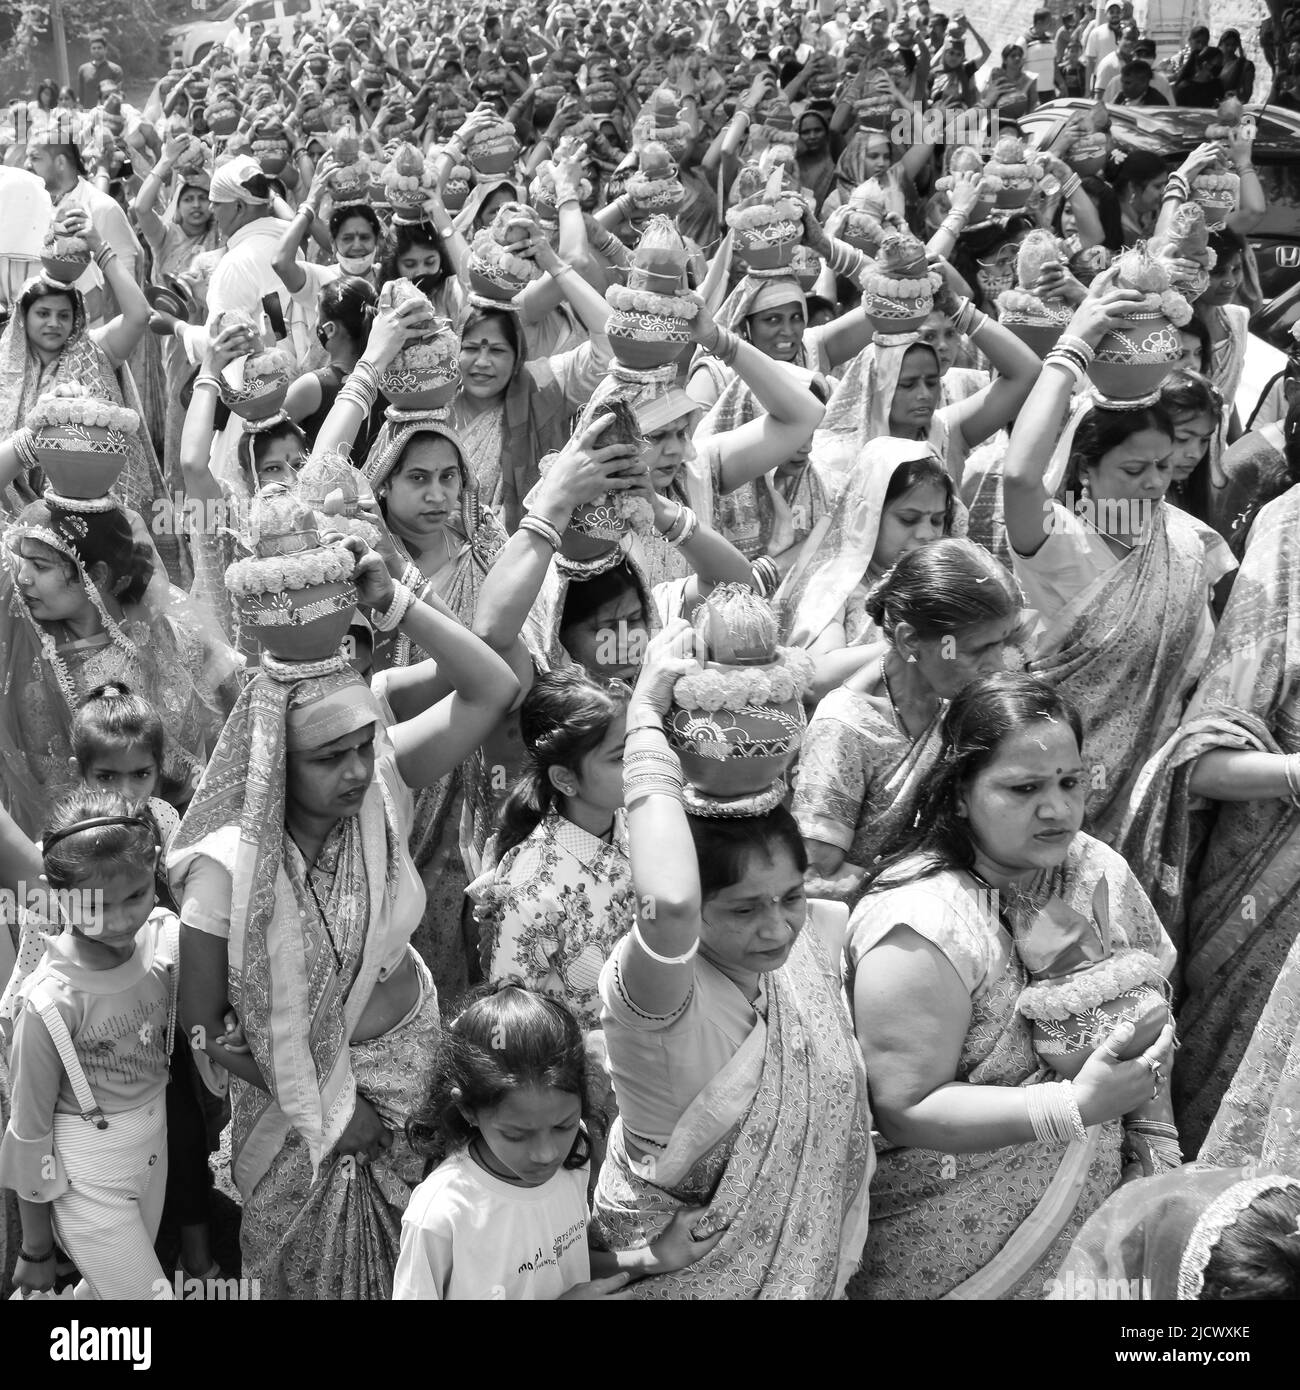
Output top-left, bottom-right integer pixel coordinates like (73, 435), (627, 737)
(1019, 100), (1300, 349)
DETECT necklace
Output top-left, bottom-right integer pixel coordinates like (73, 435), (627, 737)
(299, 856), (347, 974)
(879, 653), (906, 733)
(471, 1135), (524, 1184)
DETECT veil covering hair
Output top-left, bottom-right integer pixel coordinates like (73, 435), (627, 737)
(0, 277), (188, 587)
(1055, 1166), (1300, 1300)
(775, 436), (967, 649)
(0, 496), (240, 835)
(362, 405), (507, 649)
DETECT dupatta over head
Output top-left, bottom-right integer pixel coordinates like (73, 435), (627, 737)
(0, 275), (185, 584)
(168, 654), (422, 1196)
(1055, 1166), (1300, 1299)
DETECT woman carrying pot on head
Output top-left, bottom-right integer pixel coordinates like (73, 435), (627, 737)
(169, 517), (519, 1298)
(1001, 282), (1236, 847)
(587, 622), (873, 1299)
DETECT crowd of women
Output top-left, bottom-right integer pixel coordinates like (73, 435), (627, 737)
(2, 0), (1300, 1303)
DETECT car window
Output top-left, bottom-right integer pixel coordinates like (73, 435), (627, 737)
(1252, 165), (1300, 241)
(243, 0), (277, 21)
(283, 0), (312, 12)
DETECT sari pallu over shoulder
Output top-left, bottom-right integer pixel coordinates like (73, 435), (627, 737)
(590, 926), (872, 1300)
(847, 837), (1168, 1299)
(1118, 484), (1300, 1155)
(1026, 503), (1230, 847)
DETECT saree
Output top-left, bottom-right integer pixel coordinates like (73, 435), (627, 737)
(363, 409), (507, 1005)
(0, 501), (239, 836)
(847, 835), (1172, 1299)
(168, 667), (435, 1297)
(0, 278), (188, 587)
(1118, 484), (1300, 1156)
(590, 924), (872, 1299)
(793, 687), (946, 883)
(1022, 502), (1232, 846)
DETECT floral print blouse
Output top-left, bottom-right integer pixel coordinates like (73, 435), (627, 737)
(471, 811), (635, 1028)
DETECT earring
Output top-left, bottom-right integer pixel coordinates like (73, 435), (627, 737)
(1079, 474), (1091, 503)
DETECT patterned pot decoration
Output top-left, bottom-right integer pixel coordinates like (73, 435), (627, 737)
(383, 141), (431, 219)
(665, 584), (814, 811)
(375, 280), (461, 410)
(27, 385), (138, 499)
(633, 87), (692, 162)
(442, 164), (472, 213)
(226, 487), (359, 662)
(995, 231), (1076, 359)
(1014, 881), (1171, 1079)
(936, 146), (998, 226)
(1197, 96), (1245, 229)
(466, 203), (544, 302)
(206, 94), (241, 136)
(540, 400), (655, 540)
(860, 231), (942, 335)
(251, 117), (291, 176)
(984, 135), (1042, 211)
(726, 181), (804, 274)
(1088, 245), (1190, 404)
(466, 120), (520, 178)
(40, 232), (91, 286)
(626, 141), (686, 216)
(605, 215), (697, 371)
(326, 128), (371, 206)
(1150, 202), (1215, 302)
(211, 319), (294, 420)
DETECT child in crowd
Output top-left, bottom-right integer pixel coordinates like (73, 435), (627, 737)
(394, 982), (717, 1300)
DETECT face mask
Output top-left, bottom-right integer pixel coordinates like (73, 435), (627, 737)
(337, 251), (375, 276)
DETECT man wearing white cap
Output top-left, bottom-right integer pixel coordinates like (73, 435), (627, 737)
(204, 154), (312, 369)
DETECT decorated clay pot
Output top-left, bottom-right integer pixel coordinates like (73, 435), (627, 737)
(993, 177), (1036, 210)
(467, 125), (520, 178)
(40, 252), (90, 285)
(606, 312), (693, 371)
(860, 284), (934, 336)
(1029, 984), (1169, 1080)
(1090, 310), (1181, 402)
(377, 338), (460, 410)
(442, 168), (471, 212)
(252, 139), (290, 175)
(1004, 318), (1067, 359)
(220, 349), (293, 422)
(208, 107), (239, 137)
(1067, 133), (1109, 179)
(31, 425), (130, 498)
(1190, 172), (1240, 232)
(731, 218), (801, 273)
(666, 670), (806, 799)
(237, 580), (358, 661)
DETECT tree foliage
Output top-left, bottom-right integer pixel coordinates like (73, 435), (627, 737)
(0, 0), (179, 90)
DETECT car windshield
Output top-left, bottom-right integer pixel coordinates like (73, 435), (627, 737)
(200, 0), (246, 22)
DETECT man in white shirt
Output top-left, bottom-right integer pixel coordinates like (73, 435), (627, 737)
(1024, 8), (1058, 101)
(1084, 1), (1123, 89)
(1094, 22), (1138, 96)
(25, 116), (140, 325)
(1102, 39), (1175, 102)
(206, 155), (312, 369)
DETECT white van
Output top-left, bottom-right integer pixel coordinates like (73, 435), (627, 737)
(160, 0), (325, 69)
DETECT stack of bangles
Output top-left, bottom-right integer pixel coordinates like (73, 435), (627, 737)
(703, 326), (741, 366)
(826, 240), (869, 280)
(1058, 171), (1082, 199)
(337, 359), (382, 415)
(1026, 1080), (1088, 1145)
(94, 244), (116, 272)
(951, 299), (988, 336)
(1045, 332), (1095, 386)
(1283, 751), (1300, 809)
(519, 511), (564, 551)
(660, 502), (698, 546)
(1125, 1118), (1182, 1170)
(1163, 171), (1191, 204)
(371, 581), (414, 632)
(622, 724), (685, 807)
(401, 561), (430, 599)
(940, 209), (968, 238)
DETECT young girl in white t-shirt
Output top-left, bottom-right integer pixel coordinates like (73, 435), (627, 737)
(394, 981), (717, 1300)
